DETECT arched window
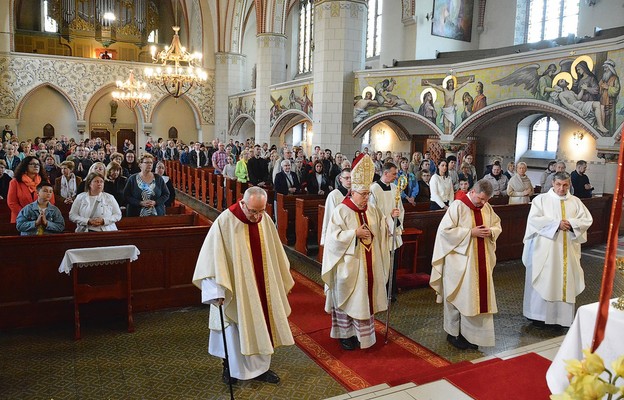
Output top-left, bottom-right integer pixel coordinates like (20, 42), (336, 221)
(297, 0), (314, 75)
(362, 130), (370, 146)
(526, 0), (579, 43)
(529, 115), (559, 152)
(366, 0), (383, 58)
(42, 0), (58, 33)
(147, 29), (158, 43)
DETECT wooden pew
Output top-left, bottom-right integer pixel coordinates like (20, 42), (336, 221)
(0, 216), (211, 330)
(224, 178), (237, 208)
(276, 193), (326, 245)
(215, 175), (225, 210)
(0, 199), (11, 223)
(295, 197), (327, 255)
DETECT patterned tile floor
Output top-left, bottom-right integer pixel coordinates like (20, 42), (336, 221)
(0, 241), (622, 400)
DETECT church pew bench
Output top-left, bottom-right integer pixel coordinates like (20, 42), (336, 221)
(0, 219), (211, 330)
(276, 193), (326, 245)
(224, 177), (237, 209)
(295, 197), (327, 255)
(215, 175), (225, 210)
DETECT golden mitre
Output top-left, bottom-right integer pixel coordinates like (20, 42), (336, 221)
(351, 153), (375, 192)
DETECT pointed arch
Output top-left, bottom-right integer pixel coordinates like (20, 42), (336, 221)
(16, 83), (80, 120)
(83, 84), (147, 123)
(149, 94), (202, 129)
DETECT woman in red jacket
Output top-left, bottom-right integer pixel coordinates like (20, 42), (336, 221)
(7, 156), (53, 222)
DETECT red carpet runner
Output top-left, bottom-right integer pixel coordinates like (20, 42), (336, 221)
(445, 353), (552, 400)
(288, 270), (451, 391)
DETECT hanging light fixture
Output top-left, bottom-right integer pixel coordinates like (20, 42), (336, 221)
(144, 2), (207, 98)
(112, 70), (152, 109)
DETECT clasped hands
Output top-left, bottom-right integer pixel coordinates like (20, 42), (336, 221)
(471, 225), (492, 238)
(36, 212), (47, 227)
(559, 219), (572, 232)
(140, 199), (156, 207)
(88, 217), (105, 226)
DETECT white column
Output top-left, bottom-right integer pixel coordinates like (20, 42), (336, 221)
(214, 52), (245, 142)
(312, 0), (367, 157)
(255, 34), (286, 146)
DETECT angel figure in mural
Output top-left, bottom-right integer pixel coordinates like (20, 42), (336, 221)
(423, 76), (474, 134)
(353, 87), (379, 127)
(599, 59), (620, 132)
(555, 78), (609, 134)
(270, 95), (285, 123)
(418, 88), (438, 125)
(492, 61), (570, 101)
(374, 78), (414, 111)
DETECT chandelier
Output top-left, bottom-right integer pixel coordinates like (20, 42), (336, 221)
(112, 70), (151, 109)
(144, 26), (208, 99)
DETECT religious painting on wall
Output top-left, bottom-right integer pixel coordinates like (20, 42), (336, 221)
(431, 0), (474, 42)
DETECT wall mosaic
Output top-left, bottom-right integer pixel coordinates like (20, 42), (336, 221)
(0, 54), (215, 124)
(354, 49), (623, 138)
(228, 93), (256, 124)
(269, 83), (313, 126)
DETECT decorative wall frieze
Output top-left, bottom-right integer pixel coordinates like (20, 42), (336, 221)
(315, 0), (367, 20)
(0, 53), (215, 124)
(216, 52), (246, 66)
(257, 34), (287, 49)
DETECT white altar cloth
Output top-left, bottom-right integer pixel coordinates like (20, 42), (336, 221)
(59, 245), (140, 274)
(546, 300), (624, 394)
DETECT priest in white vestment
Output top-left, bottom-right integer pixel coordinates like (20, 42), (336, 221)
(193, 187), (294, 385)
(322, 154), (394, 350)
(430, 179), (502, 349)
(522, 171), (593, 328)
(369, 161), (405, 301)
(320, 168), (351, 246)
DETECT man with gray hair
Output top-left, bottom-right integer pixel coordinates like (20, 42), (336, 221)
(522, 171), (593, 329)
(599, 59), (620, 132)
(193, 186), (294, 385)
(430, 179), (502, 350)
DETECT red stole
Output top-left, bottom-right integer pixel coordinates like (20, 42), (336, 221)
(342, 197), (375, 314)
(459, 195), (489, 313)
(229, 202), (273, 343)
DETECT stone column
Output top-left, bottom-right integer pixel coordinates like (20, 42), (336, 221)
(214, 52), (245, 143)
(255, 34), (286, 146)
(0, 1), (11, 52)
(597, 150), (619, 194)
(312, 0), (367, 158)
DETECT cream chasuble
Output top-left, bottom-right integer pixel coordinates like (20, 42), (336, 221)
(193, 202), (295, 357)
(322, 199), (390, 320)
(522, 189), (593, 305)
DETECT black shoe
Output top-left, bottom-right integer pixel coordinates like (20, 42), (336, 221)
(253, 369), (280, 384)
(339, 338), (357, 350)
(222, 367), (238, 385)
(531, 320), (546, 330)
(447, 334), (469, 350)
(457, 334), (478, 350)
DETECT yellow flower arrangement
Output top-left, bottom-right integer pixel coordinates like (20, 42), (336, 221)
(551, 349), (624, 400)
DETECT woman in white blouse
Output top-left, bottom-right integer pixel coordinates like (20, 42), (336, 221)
(507, 161), (534, 204)
(429, 159), (454, 210)
(70, 172), (122, 232)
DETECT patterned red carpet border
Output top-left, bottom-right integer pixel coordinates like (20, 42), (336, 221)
(288, 269), (450, 391)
